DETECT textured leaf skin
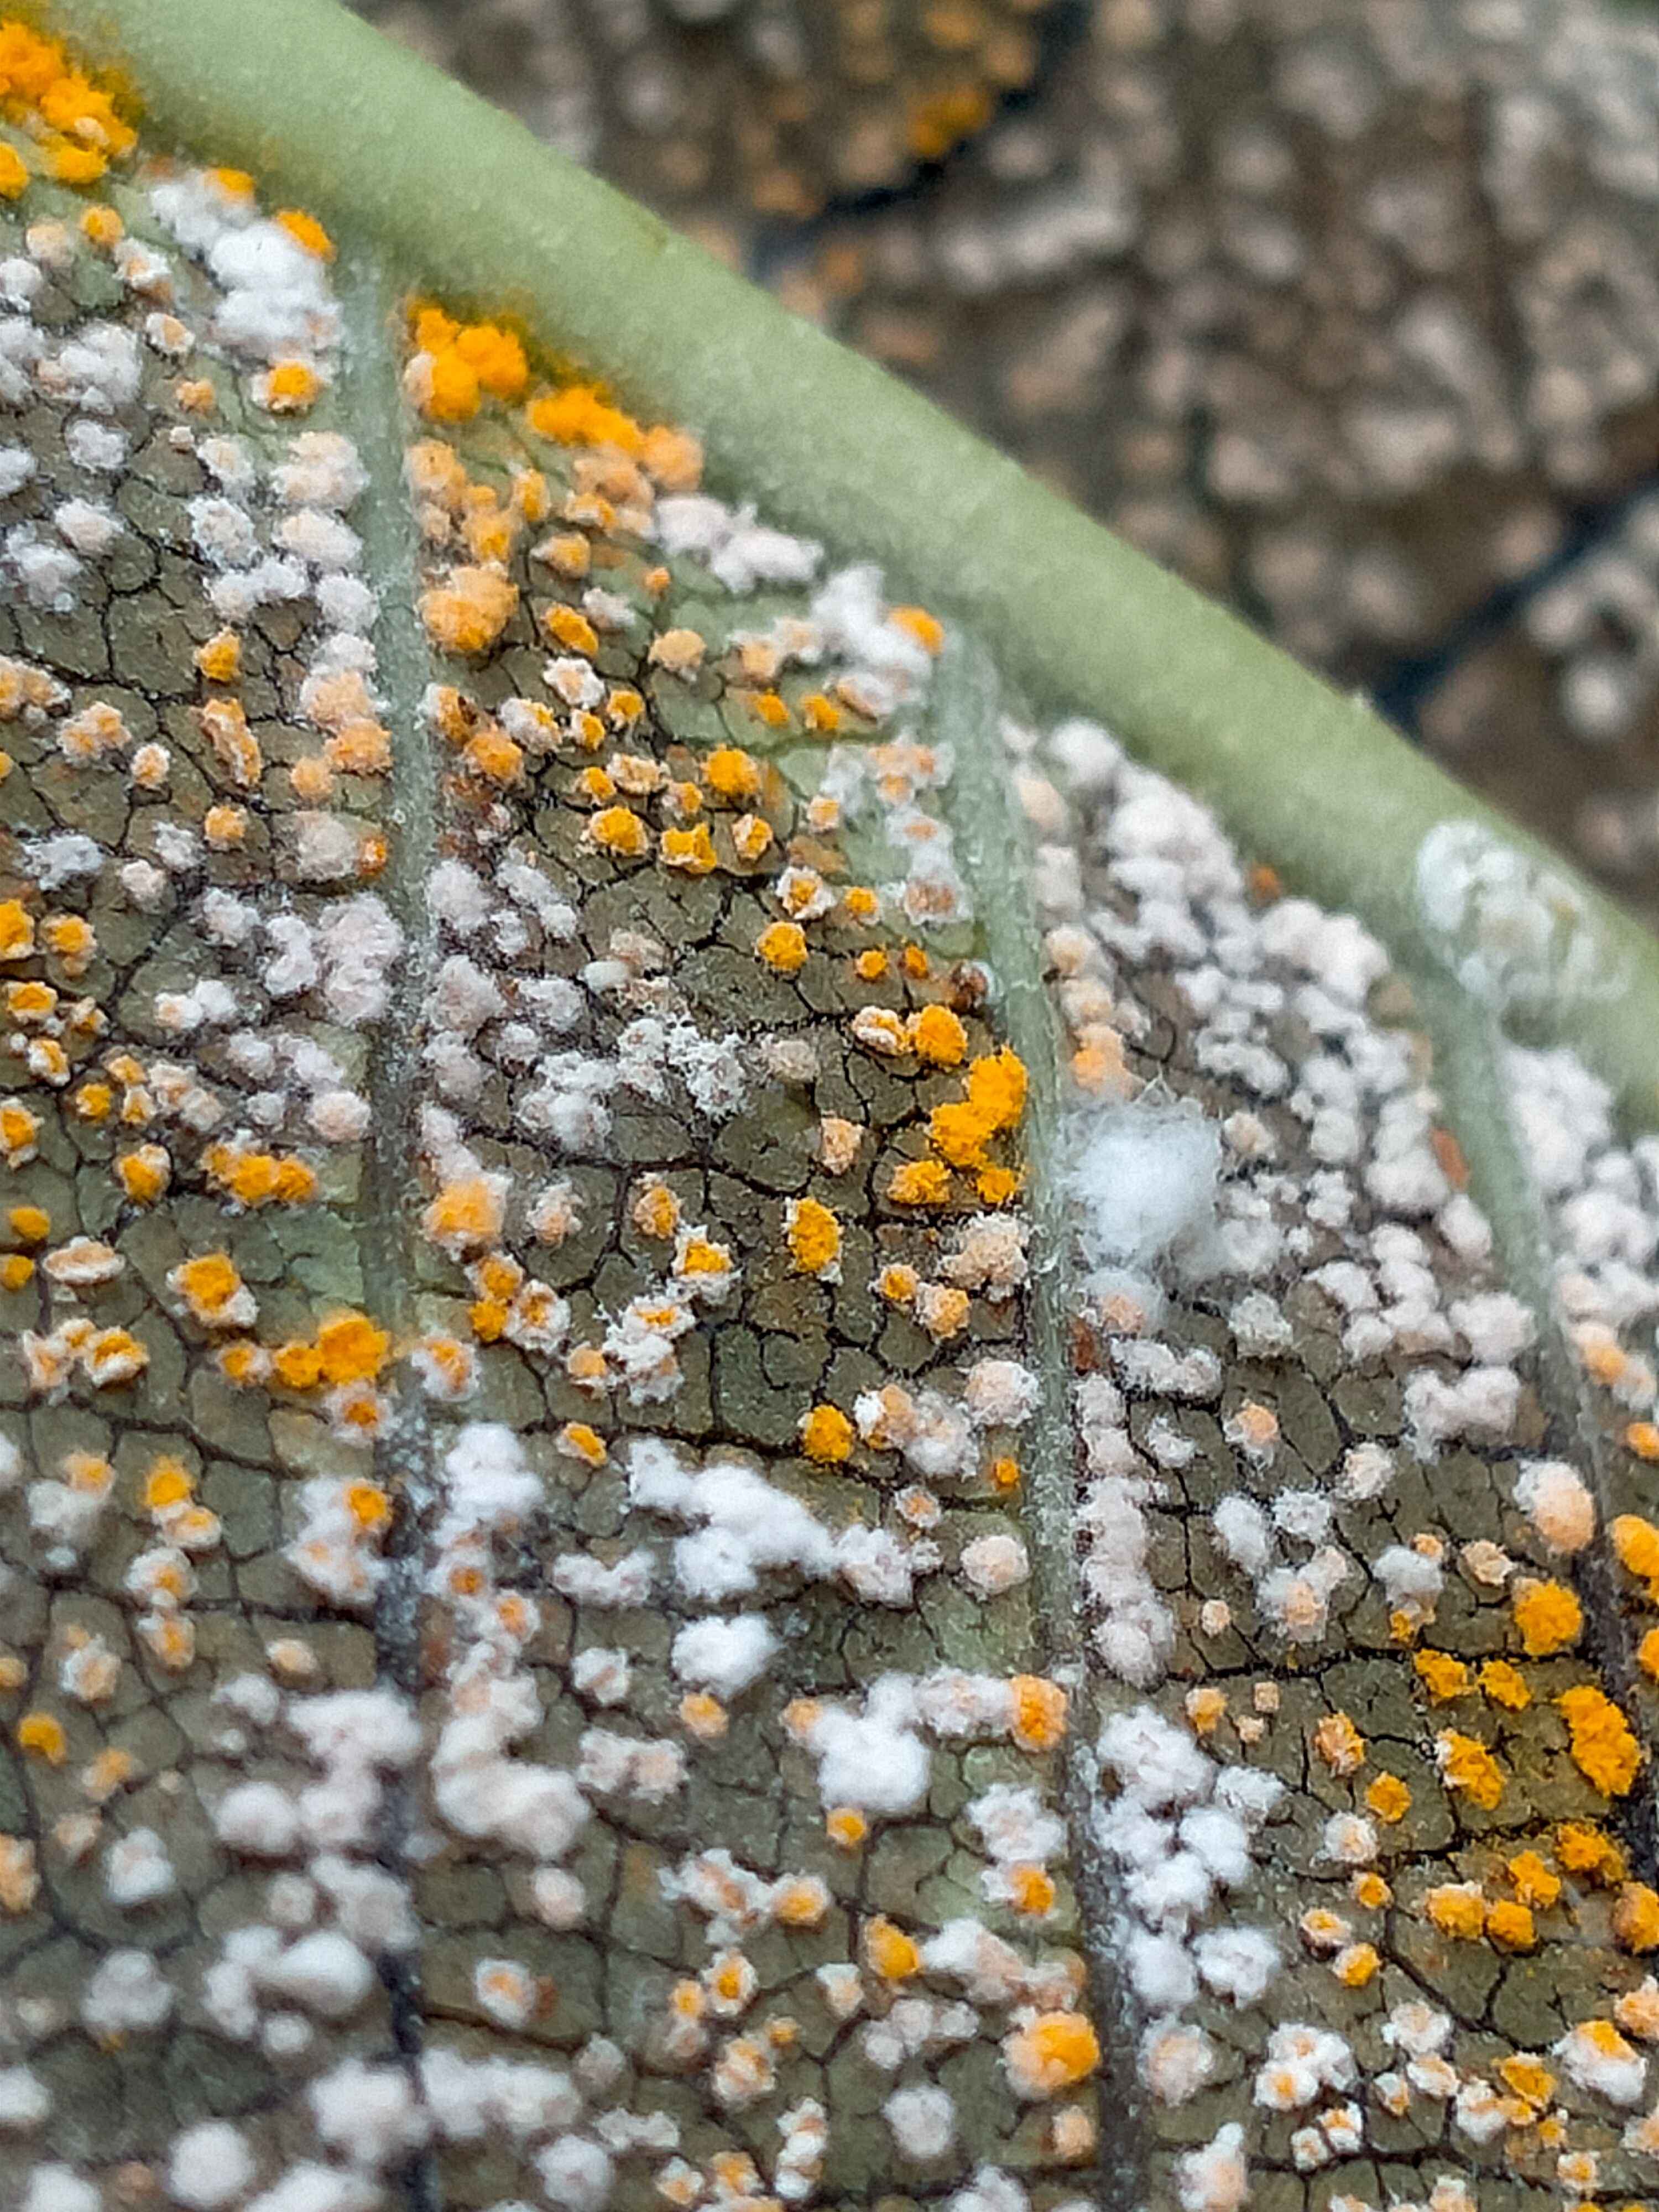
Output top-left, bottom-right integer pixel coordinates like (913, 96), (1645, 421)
(1, 19), (1659, 2212)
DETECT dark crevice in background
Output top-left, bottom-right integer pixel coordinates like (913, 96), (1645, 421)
(1373, 466), (1659, 734)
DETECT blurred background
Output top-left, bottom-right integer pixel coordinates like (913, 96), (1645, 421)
(352, 0), (1658, 916)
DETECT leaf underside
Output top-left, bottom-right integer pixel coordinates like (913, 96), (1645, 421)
(1, 23), (1659, 2212)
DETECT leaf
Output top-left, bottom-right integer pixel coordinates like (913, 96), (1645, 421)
(1, 9), (1658, 2212)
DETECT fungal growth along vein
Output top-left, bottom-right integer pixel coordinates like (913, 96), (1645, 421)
(0, 17), (1657, 2212)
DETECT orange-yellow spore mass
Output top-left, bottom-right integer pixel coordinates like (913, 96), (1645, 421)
(1436, 1730), (1505, 1810)
(419, 566), (518, 655)
(786, 1198), (841, 1277)
(1010, 1676), (1066, 1751)
(756, 921), (808, 975)
(800, 1405), (854, 1464)
(1558, 1686), (1642, 1797)
(1512, 1576), (1582, 1657)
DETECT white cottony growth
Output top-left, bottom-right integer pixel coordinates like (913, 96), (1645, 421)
(1416, 819), (1607, 1009)
(1067, 1102), (1222, 1274)
(167, 2121), (257, 2209)
(670, 1615), (778, 1698)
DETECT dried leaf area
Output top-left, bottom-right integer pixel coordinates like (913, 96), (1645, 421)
(0, 17), (1658, 2212)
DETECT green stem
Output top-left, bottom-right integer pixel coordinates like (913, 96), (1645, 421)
(35, 0), (1659, 1120)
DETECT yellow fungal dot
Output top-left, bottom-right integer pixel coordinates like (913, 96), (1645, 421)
(864, 1917), (921, 1981)
(826, 1807), (867, 1849)
(587, 806), (649, 859)
(420, 566), (518, 655)
(1613, 1514), (1659, 1584)
(263, 359), (322, 413)
(785, 1197), (841, 1277)
(345, 1483), (392, 1533)
(0, 901), (34, 959)
(1614, 1882), (1659, 1953)
(1011, 1675), (1067, 1751)
(1558, 1686), (1643, 1797)
(891, 606), (945, 654)
(315, 1312), (391, 1387)
(17, 1713), (65, 1765)
(1512, 1576), (1582, 1657)
(1640, 1626), (1659, 1682)
(1425, 1882), (1486, 1939)
(800, 1404), (854, 1464)
(802, 692), (841, 733)
(48, 139), (107, 186)
(1486, 1900), (1536, 1952)
(1626, 1421), (1659, 1461)
(1365, 1772), (1411, 1823)
(1003, 2013), (1100, 2099)
(1313, 1711), (1366, 1776)
(275, 208), (333, 257)
(326, 720), (393, 776)
(773, 1876), (830, 1928)
(1480, 1658), (1531, 1710)
(730, 813), (773, 864)
(679, 1693), (727, 1741)
(170, 1252), (249, 1326)
(1185, 1686), (1227, 1738)
(462, 726), (524, 787)
(1436, 1730), (1505, 1810)
(543, 602), (599, 655)
(632, 1183), (681, 1239)
(745, 689), (790, 729)
(1414, 1650), (1472, 1702)
(528, 384), (645, 455)
(79, 203), (121, 248)
(1506, 1850), (1561, 1909)
(216, 1342), (269, 1389)
(649, 628), (706, 678)
(888, 1159), (952, 1207)
(967, 1047), (1028, 1131)
(272, 1342), (322, 1392)
(1557, 1821), (1627, 1882)
(1008, 1865), (1057, 1917)
(854, 949), (888, 982)
(142, 1458), (192, 1512)
(41, 915), (95, 972)
(909, 1003), (968, 1067)
(422, 1176), (505, 1258)
(703, 746), (762, 804)
(659, 823), (717, 874)
(451, 323), (529, 398)
(0, 1254), (32, 1291)
(1333, 1941), (1381, 1985)
(0, 145), (27, 199)
(7, 1204), (48, 1244)
(469, 1300), (509, 1343)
